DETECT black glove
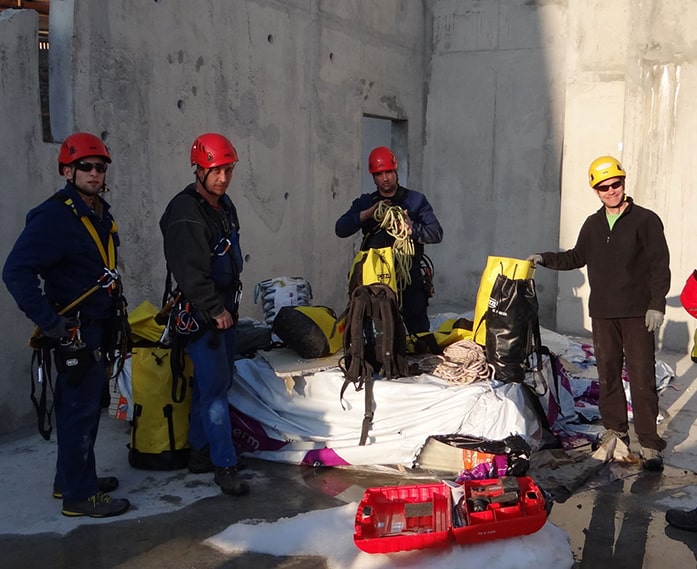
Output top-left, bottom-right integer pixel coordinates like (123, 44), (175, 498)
(43, 316), (79, 339)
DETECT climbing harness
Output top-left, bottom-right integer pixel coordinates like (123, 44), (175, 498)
(159, 185), (243, 401)
(28, 194), (132, 440)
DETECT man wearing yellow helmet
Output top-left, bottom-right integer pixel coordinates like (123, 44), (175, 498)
(527, 155), (670, 471)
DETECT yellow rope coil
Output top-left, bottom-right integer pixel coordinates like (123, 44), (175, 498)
(373, 202), (414, 294)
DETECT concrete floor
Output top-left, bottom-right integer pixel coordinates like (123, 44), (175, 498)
(2, 348), (697, 569)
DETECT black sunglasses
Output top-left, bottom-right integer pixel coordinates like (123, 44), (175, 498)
(75, 160), (108, 173)
(595, 180), (623, 192)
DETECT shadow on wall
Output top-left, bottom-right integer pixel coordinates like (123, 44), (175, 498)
(545, 268), (591, 337)
(665, 294), (694, 354)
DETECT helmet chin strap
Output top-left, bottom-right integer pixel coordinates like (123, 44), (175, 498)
(196, 168), (216, 196)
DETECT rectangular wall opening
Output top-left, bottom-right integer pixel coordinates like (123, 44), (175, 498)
(361, 115), (408, 194)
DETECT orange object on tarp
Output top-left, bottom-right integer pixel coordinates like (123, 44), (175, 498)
(353, 476), (548, 554)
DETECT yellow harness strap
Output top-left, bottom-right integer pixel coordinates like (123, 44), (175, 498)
(63, 197), (118, 290)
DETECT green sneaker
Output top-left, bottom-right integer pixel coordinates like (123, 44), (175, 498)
(62, 492), (130, 518)
(53, 476), (120, 499)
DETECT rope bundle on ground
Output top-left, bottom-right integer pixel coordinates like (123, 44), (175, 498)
(417, 339), (491, 384)
(373, 202), (414, 293)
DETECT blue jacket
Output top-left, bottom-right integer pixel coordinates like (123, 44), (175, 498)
(335, 186), (443, 275)
(2, 182), (120, 331)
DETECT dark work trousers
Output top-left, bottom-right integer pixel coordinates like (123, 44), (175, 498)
(592, 316), (666, 451)
(186, 325), (240, 468)
(54, 323), (106, 502)
(401, 271), (430, 335)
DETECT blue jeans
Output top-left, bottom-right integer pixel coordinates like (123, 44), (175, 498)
(53, 323), (105, 501)
(186, 326), (239, 467)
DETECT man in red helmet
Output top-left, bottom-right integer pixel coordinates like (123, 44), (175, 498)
(159, 133), (249, 496)
(527, 155), (670, 471)
(3, 132), (131, 517)
(335, 146), (443, 334)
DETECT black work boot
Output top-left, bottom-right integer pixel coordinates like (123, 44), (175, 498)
(62, 493), (130, 518)
(188, 445), (215, 474)
(53, 476), (119, 499)
(666, 507), (697, 531)
(214, 466), (250, 496)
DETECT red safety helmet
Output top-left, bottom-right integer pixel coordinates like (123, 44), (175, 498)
(680, 270), (697, 319)
(368, 146), (398, 174)
(57, 132), (111, 173)
(190, 133), (239, 168)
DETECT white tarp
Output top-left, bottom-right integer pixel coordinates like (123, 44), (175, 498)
(227, 356), (543, 467)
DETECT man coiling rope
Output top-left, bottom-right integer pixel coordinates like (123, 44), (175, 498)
(373, 201), (414, 294)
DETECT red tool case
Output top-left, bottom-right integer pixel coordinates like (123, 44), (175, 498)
(353, 476), (548, 554)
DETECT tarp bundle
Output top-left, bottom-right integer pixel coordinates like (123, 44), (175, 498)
(228, 356), (543, 467)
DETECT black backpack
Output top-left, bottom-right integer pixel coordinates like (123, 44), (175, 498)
(339, 283), (409, 445)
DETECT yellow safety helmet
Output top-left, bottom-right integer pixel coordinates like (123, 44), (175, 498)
(588, 155), (625, 188)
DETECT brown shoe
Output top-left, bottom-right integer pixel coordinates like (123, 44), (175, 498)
(214, 466), (250, 496)
(640, 447), (664, 471)
(188, 446), (215, 474)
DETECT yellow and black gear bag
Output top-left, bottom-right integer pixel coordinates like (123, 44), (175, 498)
(347, 247), (397, 295)
(472, 256), (535, 346)
(407, 317), (473, 354)
(127, 301), (193, 470)
(272, 305), (344, 359)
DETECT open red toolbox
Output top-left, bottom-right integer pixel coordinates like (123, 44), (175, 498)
(353, 476), (548, 554)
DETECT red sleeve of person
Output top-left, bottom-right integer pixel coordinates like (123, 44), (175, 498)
(680, 270), (697, 318)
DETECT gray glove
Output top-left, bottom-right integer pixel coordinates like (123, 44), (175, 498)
(645, 309), (664, 332)
(526, 254), (544, 267)
(43, 316), (78, 339)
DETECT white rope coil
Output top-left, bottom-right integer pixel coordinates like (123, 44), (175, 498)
(418, 339), (491, 384)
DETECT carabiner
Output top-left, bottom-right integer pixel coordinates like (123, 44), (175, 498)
(212, 237), (232, 257)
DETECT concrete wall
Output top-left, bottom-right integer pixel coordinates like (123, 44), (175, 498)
(0, 1), (425, 435)
(1, 0), (696, 435)
(556, 0), (697, 353)
(423, 0), (566, 321)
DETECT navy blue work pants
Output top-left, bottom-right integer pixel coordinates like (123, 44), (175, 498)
(186, 326), (240, 467)
(53, 323), (106, 502)
(401, 276), (430, 335)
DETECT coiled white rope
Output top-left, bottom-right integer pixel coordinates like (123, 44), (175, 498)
(418, 339), (491, 384)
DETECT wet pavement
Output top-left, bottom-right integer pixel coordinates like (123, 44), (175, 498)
(2, 348), (697, 568)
